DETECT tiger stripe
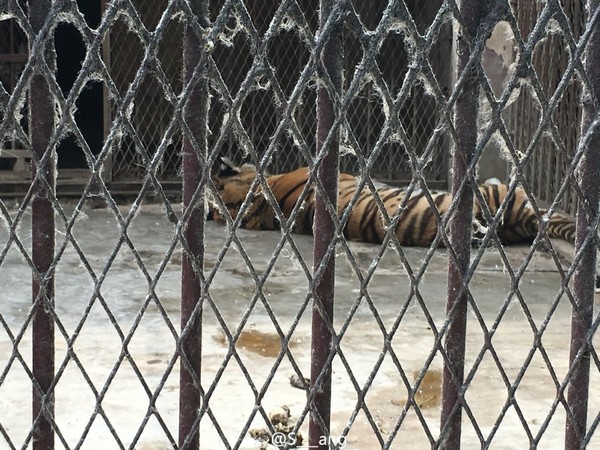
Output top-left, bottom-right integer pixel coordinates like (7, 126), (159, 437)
(211, 162), (578, 248)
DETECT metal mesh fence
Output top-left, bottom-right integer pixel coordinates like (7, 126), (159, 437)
(0, 5), (28, 180)
(106, 0), (450, 184)
(1, 0), (600, 449)
(508, 0), (586, 216)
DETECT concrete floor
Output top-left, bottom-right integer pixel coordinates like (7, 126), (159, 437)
(0, 202), (599, 449)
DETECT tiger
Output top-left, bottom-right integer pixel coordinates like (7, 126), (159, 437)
(209, 159), (577, 248)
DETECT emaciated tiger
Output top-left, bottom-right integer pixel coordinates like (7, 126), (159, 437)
(209, 159), (577, 248)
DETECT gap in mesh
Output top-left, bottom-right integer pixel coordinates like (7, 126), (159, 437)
(517, 261), (569, 325)
(268, 133), (309, 175)
(533, 404), (566, 448)
(264, 234), (311, 291)
(75, 413), (124, 450)
(0, 241), (30, 331)
(352, 0), (386, 31)
(0, 357), (31, 447)
(239, 0), (278, 37)
(468, 252), (516, 318)
(343, 27), (365, 92)
(267, 29), (310, 97)
(337, 314), (385, 385)
(152, 258), (182, 326)
(156, 16), (183, 95)
(200, 356), (264, 447)
(350, 244), (431, 329)
(211, 307), (286, 380)
(208, 88), (230, 156)
(483, 406), (532, 449)
(106, 15), (145, 92)
(463, 350), (511, 443)
(360, 352), (416, 434)
(587, 363), (600, 442)
(0, 137), (30, 177)
(482, 21), (516, 101)
(550, 85), (582, 209)
(68, 205), (125, 274)
(377, 33), (410, 97)
(66, 80), (105, 169)
(131, 76), (175, 176)
(344, 82), (384, 165)
(240, 90), (279, 162)
(389, 297), (441, 367)
(100, 360), (155, 445)
(212, 32), (254, 96)
(126, 201), (180, 278)
(204, 228), (305, 324)
(534, 298), (572, 381)
(337, 243), (405, 330)
(251, 359), (310, 438)
(125, 300), (177, 389)
(54, 354), (103, 447)
(54, 21), (87, 96)
(400, 81), (439, 167)
(208, 232), (312, 350)
(389, 332), (443, 409)
(492, 235), (568, 301)
(482, 308), (532, 380)
(332, 406), (384, 449)
(409, 0), (446, 34)
(513, 349), (561, 438)
(0, 17), (28, 95)
(532, 18), (578, 100)
(95, 244), (153, 329)
(522, 134), (577, 214)
(65, 305), (123, 388)
(295, 88), (318, 147)
(55, 133), (92, 177)
(416, 122), (447, 179)
(127, 413), (175, 450)
(53, 244), (98, 337)
(387, 404), (435, 449)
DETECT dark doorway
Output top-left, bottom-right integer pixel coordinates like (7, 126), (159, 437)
(54, 0), (103, 170)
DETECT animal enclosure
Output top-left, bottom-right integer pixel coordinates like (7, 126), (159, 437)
(1, 1), (600, 450)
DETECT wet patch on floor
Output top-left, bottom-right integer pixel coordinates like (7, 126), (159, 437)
(213, 329), (298, 358)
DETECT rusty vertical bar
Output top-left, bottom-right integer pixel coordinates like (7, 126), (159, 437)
(101, 0), (113, 183)
(308, 1), (342, 448)
(439, 1), (484, 448)
(565, 2), (600, 448)
(179, 1), (209, 448)
(29, 1), (55, 449)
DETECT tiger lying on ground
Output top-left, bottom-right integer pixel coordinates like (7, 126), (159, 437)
(209, 159), (577, 248)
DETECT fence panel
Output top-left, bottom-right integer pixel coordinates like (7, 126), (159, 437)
(28, 1), (56, 449)
(566, 1), (600, 448)
(1, 1), (600, 449)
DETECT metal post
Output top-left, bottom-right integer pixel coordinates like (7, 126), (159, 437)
(565, 2), (600, 448)
(101, 0), (113, 183)
(439, 1), (484, 448)
(29, 1), (55, 449)
(309, 1), (342, 448)
(179, 1), (209, 448)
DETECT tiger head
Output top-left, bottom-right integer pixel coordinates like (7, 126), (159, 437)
(208, 157), (259, 223)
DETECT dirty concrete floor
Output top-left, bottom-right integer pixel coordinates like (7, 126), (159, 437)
(0, 203), (599, 449)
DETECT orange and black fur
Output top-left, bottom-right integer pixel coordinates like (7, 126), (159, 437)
(210, 160), (577, 247)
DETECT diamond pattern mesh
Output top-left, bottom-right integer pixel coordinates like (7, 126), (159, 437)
(0, 0), (599, 449)
(105, 0), (449, 184)
(508, 0), (586, 216)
